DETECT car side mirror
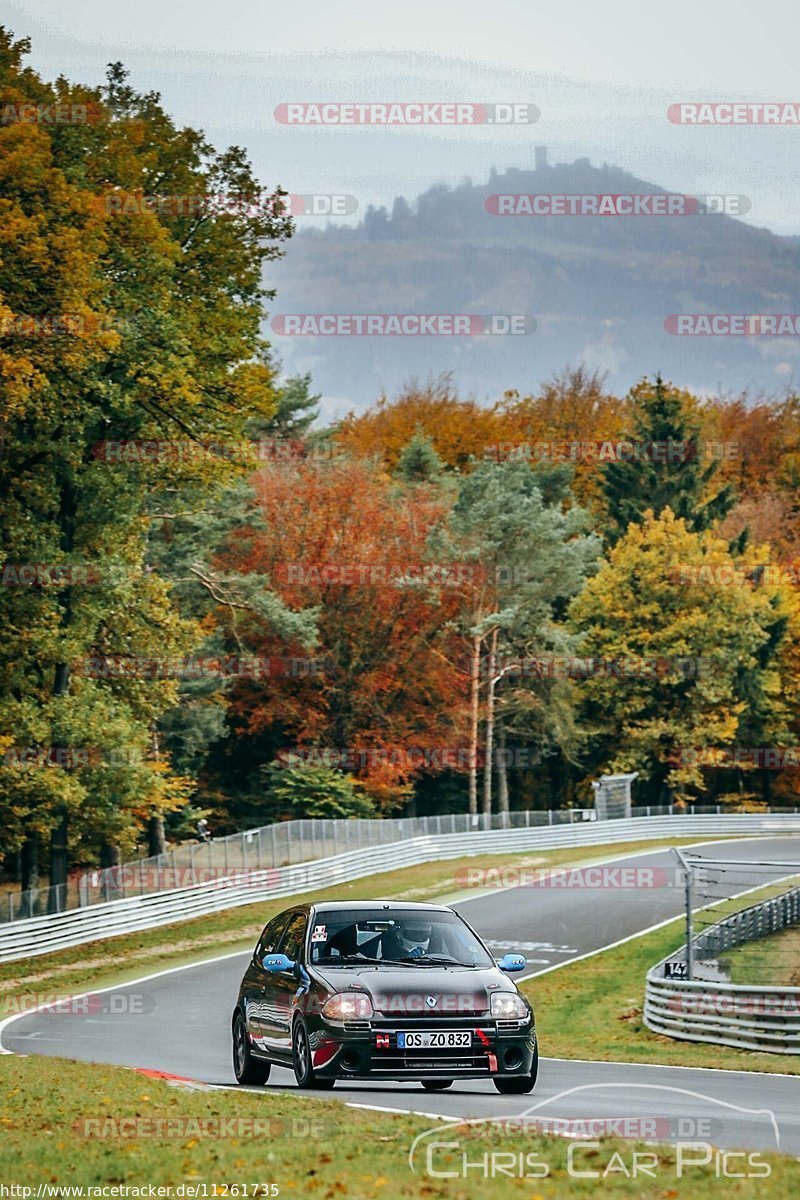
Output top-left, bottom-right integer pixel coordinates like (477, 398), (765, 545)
(497, 952), (526, 973)
(262, 953), (296, 973)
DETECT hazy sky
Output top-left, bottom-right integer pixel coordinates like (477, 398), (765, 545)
(6, 0), (799, 92)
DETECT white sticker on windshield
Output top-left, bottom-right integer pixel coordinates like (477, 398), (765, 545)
(311, 925), (327, 942)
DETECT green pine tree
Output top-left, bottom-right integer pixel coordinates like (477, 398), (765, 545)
(601, 376), (736, 543)
(395, 426), (444, 483)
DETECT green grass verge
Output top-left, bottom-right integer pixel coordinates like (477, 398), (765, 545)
(521, 917), (800, 1075)
(1, 1054), (798, 1194)
(1, 836), (722, 1010)
(723, 925), (800, 987)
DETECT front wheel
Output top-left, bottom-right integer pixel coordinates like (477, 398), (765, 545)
(421, 1079), (454, 1091)
(232, 1011), (271, 1086)
(292, 1019), (336, 1089)
(493, 1042), (539, 1095)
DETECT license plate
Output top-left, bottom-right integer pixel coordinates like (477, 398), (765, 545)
(397, 1030), (472, 1049)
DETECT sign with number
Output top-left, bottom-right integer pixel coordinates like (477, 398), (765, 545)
(664, 960), (688, 979)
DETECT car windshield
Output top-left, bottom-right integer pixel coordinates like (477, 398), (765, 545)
(308, 908), (494, 968)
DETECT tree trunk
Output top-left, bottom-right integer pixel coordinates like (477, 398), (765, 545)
(468, 634), (481, 818)
(497, 713), (510, 822)
(47, 816), (69, 913)
(47, 476), (77, 916)
(20, 834), (39, 917)
(148, 815), (167, 858)
(100, 842), (121, 868)
(482, 628), (498, 819)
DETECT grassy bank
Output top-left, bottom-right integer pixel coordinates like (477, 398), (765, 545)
(724, 925), (800, 987)
(1, 1054), (798, 1195)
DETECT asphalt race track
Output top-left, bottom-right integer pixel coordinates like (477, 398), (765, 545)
(4, 836), (800, 1155)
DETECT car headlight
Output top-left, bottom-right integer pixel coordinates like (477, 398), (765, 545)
(490, 991), (529, 1019)
(322, 992), (374, 1021)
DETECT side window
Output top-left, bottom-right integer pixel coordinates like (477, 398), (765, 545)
(258, 912), (291, 957)
(278, 912), (308, 962)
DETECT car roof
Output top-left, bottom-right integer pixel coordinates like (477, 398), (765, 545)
(309, 900), (453, 914)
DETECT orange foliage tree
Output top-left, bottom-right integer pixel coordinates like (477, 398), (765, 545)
(333, 376), (512, 471)
(217, 458), (468, 808)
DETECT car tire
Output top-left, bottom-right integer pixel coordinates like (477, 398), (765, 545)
(232, 1011), (272, 1086)
(421, 1079), (454, 1091)
(492, 1042), (539, 1095)
(292, 1018), (335, 1089)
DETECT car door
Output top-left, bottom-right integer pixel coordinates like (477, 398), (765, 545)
(263, 910), (308, 1057)
(244, 911), (292, 1047)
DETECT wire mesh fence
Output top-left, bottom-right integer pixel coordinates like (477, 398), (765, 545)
(676, 850), (800, 985)
(2, 808), (596, 922)
(2, 801), (796, 924)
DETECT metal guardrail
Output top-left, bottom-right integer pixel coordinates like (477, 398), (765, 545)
(6, 801), (784, 922)
(645, 876), (800, 1054)
(6, 808), (599, 921)
(3, 812), (799, 964)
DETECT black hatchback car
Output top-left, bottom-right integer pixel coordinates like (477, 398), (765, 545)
(232, 900), (537, 1093)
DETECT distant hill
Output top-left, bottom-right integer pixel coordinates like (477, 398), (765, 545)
(267, 153), (800, 415)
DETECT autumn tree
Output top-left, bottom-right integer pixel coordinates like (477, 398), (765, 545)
(569, 508), (793, 805)
(0, 29), (293, 902)
(333, 375), (511, 471)
(214, 457), (464, 810)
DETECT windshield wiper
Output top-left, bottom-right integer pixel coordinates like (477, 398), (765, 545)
(396, 954), (476, 966)
(318, 954), (384, 965)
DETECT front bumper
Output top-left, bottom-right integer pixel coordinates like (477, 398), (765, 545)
(308, 1015), (536, 1080)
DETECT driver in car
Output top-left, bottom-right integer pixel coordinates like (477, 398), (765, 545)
(382, 921), (432, 960)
